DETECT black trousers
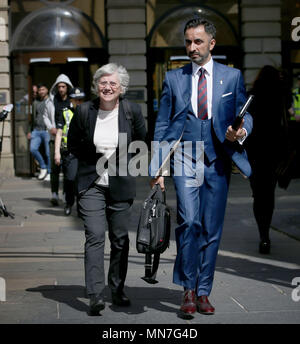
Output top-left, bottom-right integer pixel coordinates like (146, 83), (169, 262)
(79, 184), (132, 296)
(49, 140), (61, 195)
(61, 150), (78, 206)
(249, 165), (277, 241)
(50, 141), (77, 206)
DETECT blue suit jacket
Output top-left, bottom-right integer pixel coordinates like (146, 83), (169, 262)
(150, 61), (253, 177)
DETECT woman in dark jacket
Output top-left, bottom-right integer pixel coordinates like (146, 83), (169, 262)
(246, 65), (288, 254)
(68, 63), (146, 315)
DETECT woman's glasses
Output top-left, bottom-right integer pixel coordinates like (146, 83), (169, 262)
(98, 81), (119, 89)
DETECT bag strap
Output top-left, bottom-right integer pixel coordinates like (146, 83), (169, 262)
(141, 253), (160, 284)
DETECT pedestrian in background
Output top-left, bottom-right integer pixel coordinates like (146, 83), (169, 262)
(27, 83), (54, 180)
(54, 87), (85, 216)
(49, 74), (73, 206)
(246, 65), (289, 254)
(291, 74), (300, 122)
(288, 74), (300, 178)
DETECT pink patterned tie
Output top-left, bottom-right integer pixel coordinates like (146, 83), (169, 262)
(197, 68), (208, 120)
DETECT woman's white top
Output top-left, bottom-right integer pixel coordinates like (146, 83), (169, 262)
(93, 107), (119, 186)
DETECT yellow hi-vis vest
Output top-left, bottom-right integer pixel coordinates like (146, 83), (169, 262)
(62, 108), (74, 147)
(291, 87), (300, 120)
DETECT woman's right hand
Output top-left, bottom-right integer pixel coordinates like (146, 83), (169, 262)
(54, 152), (61, 166)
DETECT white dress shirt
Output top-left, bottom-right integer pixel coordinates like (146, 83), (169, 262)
(191, 57), (247, 143)
(191, 57), (213, 118)
(94, 107), (119, 186)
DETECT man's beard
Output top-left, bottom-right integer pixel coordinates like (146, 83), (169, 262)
(189, 51), (210, 65)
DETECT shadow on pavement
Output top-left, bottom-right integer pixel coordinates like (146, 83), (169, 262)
(215, 254), (299, 289)
(36, 209), (67, 217)
(25, 285), (183, 317)
(24, 197), (54, 207)
(26, 285), (89, 313)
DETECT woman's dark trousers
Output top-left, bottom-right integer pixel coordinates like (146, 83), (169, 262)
(79, 184), (132, 296)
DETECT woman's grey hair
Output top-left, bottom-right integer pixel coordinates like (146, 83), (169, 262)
(91, 63), (130, 96)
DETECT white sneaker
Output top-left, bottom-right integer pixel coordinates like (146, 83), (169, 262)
(44, 174), (51, 181)
(38, 169), (48, 180)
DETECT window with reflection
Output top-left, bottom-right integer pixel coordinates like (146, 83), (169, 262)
(10, 0), (106, 44)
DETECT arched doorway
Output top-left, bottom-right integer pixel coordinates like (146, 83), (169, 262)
(146, 5), (241, 138)
(11, 5), (107, 175)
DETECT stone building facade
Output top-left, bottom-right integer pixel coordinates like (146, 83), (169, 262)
(0, 0), (13, 176)
(0, 0), (299, 176)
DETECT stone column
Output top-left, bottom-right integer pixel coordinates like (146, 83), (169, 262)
(0, 0), (13, 176)
(241, 0), (282, 88)
(106, 0), (147, 128)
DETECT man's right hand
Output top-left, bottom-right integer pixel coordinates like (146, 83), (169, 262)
(50, 128), (57, 136)
(27, 133), (31, 140)
(150, 176), (165, 191)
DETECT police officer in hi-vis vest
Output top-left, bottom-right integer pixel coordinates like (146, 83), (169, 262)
(289, 74), (300, 179)
(291, 74), (300, 122)
(54, 87), (85, 215)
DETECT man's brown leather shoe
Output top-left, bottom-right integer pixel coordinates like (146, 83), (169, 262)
(180, 289), (197, 315)
(196, 295), (215, 315)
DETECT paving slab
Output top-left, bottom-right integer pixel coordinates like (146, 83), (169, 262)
(0, 175), (300, 325)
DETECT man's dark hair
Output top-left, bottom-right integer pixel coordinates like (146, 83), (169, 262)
(184, 18), (216, 39)
(37, 83), (48, 90)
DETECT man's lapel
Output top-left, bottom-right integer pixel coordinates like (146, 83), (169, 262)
(178, 63), (193, 105)
(212, 61), (224, 118)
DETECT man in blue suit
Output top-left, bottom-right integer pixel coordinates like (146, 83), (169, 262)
(150, 18), (253, 316)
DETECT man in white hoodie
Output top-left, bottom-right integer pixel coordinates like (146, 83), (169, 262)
(49, 74), (73, 206)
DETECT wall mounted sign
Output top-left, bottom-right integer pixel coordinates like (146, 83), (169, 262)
(40, 0), (75, 5)
(125, 90), (145, 101)
(0, 92), (7, 104)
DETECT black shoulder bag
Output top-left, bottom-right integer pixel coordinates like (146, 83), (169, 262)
(136, 184), (171, 284)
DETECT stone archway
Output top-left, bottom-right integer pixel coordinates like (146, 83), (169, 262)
(146, 4), (241, 138)
(10, 5), (106, 175)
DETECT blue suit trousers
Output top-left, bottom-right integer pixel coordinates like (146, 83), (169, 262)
(172, 157), (230, 296)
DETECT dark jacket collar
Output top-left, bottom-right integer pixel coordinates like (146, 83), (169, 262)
(87, 97), (130, 140)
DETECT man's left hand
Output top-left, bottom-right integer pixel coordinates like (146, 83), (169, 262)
(225, 119), (246, 142)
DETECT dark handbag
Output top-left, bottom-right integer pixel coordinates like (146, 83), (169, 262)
(276, 149), (297, 189)
(136, 184), (171, 284)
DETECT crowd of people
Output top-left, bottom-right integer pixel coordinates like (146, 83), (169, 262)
(28, 75), (85, 216)
(26, 17), (300, 318)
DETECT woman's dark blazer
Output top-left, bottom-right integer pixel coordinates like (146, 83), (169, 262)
(68, 97), (147, 201)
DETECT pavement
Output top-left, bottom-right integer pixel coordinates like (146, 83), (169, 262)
(0, 173), (300, 325)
